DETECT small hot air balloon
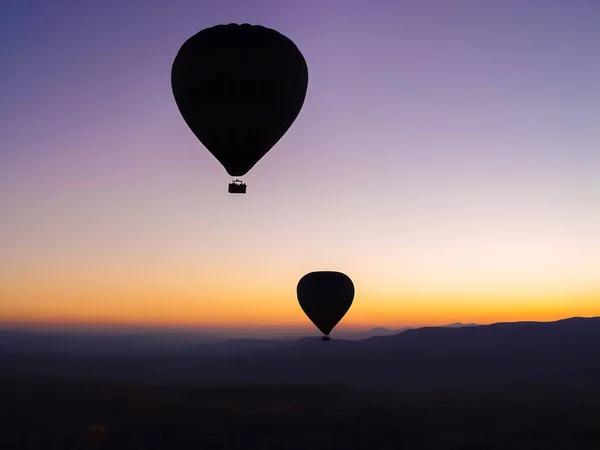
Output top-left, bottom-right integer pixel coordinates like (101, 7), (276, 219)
(297, 271), (355, 341)
(171, 23), (309, 194)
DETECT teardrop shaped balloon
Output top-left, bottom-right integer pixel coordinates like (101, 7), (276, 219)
(297, 271), (355, 340)
(171, 23), (309, 193)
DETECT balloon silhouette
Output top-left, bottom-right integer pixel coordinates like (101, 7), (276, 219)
(297, 271), (355, 341)
(171, 23), (309, 194)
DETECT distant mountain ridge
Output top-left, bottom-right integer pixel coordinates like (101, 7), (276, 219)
(288, 322), (479, 340)
(1, 316), (599, 389)
(0, 321), (478, 353)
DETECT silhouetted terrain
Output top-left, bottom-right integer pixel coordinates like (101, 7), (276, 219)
(2, 317), (600, 449)
(2, 317), (599, 388)
(0, 322), (479, 356)
(2, 381), (600, 449)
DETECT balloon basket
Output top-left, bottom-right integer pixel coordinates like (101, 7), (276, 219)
(321, 336), (331, 342)
(228, 180), (247, 194)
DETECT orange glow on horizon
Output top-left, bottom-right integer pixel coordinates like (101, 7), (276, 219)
(2, 288), (598, 330)
(2, 255), (598, 331)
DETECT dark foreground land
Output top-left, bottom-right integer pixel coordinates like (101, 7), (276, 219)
(2, 317), (600, 449)
(2, 380), (600, 450)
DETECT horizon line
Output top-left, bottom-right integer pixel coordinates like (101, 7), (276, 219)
(1, 316), (597, 334)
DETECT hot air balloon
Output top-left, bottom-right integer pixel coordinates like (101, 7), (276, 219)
(171, 23), (309, 194)
(297, 271), (354, 341)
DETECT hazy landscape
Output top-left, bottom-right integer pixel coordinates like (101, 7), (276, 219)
(2, 317), (600, 449)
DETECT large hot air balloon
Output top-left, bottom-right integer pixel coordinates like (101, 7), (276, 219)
(297, 271), (355, 341)
(171, 23), (309, 194)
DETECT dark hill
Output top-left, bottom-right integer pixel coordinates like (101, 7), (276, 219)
(1, 317), (599, 389)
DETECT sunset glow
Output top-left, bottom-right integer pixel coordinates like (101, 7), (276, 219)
(1, 1), (599, 334)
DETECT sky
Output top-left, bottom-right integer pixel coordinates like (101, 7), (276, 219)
(1, 0), (599, 335)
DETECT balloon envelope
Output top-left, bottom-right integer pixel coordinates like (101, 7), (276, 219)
(297, 271), (354, 336)
(171, 23), (309, 177)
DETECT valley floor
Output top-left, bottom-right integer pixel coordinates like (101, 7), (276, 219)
(2, 380), (600, 449)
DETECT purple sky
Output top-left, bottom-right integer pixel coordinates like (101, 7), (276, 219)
(1, 0), (599, 333)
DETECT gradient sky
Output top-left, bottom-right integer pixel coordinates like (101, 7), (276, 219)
(1, 0), (599, 334)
